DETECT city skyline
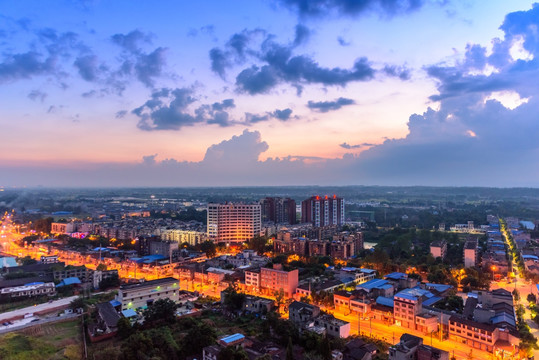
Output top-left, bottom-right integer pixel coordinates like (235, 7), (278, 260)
(1, 1), (538, 187)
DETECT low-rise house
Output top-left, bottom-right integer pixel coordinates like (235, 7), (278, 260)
(116, 277), (180, 310)
(389, 334), (423, 360)
(89, 302), (121, 342)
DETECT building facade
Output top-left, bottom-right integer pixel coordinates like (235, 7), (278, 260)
(260, 264), (298, 297)
(464, 239), (478, 268)
(301, 195), (345, 227)
(260, 197), (297, 224)
(116, 277), (180, 310)
(430, 240), (447, 259)
(207, 203), (261, 243)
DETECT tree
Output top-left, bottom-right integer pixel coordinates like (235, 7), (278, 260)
(199, 240), (217, 257)
(116, 317), (133, 339)
(275, 288), (285, 309)
(120, 327), (179, 360)
(180, 321), (217, 356)
(99, 274), (121, 290)
(96, 263), (107, 271)
(513, 289), (520, 301)
(218, 346), (249, 360)
(527, 293), (537, 303)
(286, 337), (294, 360)
(19, 255), (38, 266)
(143, 298), (177, 324)
(222, 286), (246, 312)
(247, 236), (269, 254)
(69, 296), (85, 311)
(319, 335), (332, 360)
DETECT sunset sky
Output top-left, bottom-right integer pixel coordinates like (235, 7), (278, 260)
(1, 0), (538, 187)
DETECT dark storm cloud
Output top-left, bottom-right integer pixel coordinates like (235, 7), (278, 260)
(271, 108), (293, 120)
(350, 4), (539, 185)
(209, 48), (230, 77)
(339, 142), (373, 149)
(133, 47), (167, 87)
(236, 51), (375, 94)
(74, 54), (104, 81)
(115, 110), (127, 119)
(244, 107), (294, 124)
(209, 27), (410, 94)
(209, 29), (266, 78)
(110, 30), (168, 88)
(211, 99), (235, 111)
(133, 88), (240, 130)
(275, 0), (426, 18)
(245, 113), (269, 123)
(111, 30), (152, 53)
(133, 87), (199, 131)
(307, 97), (355, 112)
(27, 89), (47, 102)
(236, 65), (278, 94)
(383, 64), (411, 80)
(0, 24), (169, 92)
(337, 36), (351, 46)
(293, 24), (310, 46)
(0, 51), (56, 83)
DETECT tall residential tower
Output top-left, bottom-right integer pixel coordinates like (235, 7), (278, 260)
(301, 195), (345, 227)
(207, 202), (261, 243)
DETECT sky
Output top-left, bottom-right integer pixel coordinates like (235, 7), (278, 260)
(0, 0), (538, 187)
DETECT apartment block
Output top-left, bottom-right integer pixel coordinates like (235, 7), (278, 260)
(301, 195), (345, 227)
(260, 197), (297, 224)
(260, 263), (298, 297)
(430, 239), (447, 259)
(464, 239), (478, 268)
(207, 203), (261, 243)
(116, 277), (180, 310)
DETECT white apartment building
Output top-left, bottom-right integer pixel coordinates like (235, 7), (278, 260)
(51, 222), (76, 234)
(207, 203), (261, 243)
(160, 229), (207, 246)
(116, 277), (180, 310)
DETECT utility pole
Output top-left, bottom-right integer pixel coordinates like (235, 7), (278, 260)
(358, 309), (361, 336)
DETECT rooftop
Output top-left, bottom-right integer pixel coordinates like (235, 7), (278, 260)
(120, 277), (178, 291)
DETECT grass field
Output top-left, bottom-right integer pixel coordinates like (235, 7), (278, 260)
(0, 318), (82, 360)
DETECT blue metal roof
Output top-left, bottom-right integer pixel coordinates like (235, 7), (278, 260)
(523, 255), (539, 260)
(385, 272), (407, 280)
(376, 296), (394, 307)
(358, 278), (390, 290)
(395, 287), (434, 300)
(56, 277), (81, 287)
(24, 282), (45, 286)
(110, 300), (122, 307)
(395, 293), (418, 301)
(423, 296), (443, 306)
(220, 333), (245, 344)
(360, 268), (377, 274)
(122, 309), (137, 318)
(425, 283), (452, 293)
(491, 314), (516, 327)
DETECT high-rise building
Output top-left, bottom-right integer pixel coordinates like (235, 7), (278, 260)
(464, 238), (478, 268)
(301, 195), (345, 227)
(207, 202), (261, 243)
(260, 197), (297, 224)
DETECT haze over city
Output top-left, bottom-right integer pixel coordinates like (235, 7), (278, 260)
(1, 0), (538, 187)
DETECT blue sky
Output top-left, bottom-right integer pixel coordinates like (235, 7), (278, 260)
(0, 0), (538, 187)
